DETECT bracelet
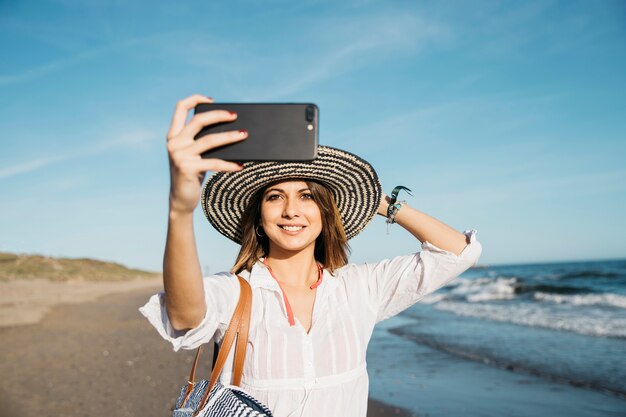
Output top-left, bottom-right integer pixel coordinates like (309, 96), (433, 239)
(386, 200), (406, 224)
(386, 185), (412, 226)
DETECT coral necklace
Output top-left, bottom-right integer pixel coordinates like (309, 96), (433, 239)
(262, 257), (323, 326)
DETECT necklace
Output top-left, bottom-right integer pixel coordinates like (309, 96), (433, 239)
(262, 257), (323, 289)
(262, 257), (324, 327)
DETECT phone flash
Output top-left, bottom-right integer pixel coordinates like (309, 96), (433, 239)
(307, 124), (313, 131)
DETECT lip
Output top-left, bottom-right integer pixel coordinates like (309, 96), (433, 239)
(278, 224), (307, 234)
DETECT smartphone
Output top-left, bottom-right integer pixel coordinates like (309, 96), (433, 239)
(194, 103), (319, 161)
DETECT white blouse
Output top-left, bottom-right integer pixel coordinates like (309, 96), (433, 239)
(140, 230), (482, 417)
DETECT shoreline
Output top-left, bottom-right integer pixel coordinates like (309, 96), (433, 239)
(368, 315), (626, 417)
(390, 325), (626, 400)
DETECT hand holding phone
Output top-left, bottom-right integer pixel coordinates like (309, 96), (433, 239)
(166, 95), (246, 215)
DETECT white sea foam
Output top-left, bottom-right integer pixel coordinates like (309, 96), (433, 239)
(445, 276), (518, 302)
(534, 292), (626, 309)
(435, 301), (626, 338)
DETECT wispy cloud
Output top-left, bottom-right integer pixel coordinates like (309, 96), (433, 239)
(0, 128), (158, 180)
(0, 31), (177, 86)
(258, 12), (450, 98)
(258, 40), (385, 100)
(0, 156), (66, 179)
(0, 49), (101, 85)
(165, 9), (450, 100)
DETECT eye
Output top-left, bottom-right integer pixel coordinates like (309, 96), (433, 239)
(265, 193), (282, 201)
(301, 193), (314, 200)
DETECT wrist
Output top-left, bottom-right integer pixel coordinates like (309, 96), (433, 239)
(168, 206), (195, 222)
(382, 185), (412, 224)
(168, 191), (199, 217)
(386, 200), (407, 224)
(377, 194), (391, 216)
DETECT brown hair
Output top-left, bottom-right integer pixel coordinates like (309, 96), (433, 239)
(231, 180), (350, 274)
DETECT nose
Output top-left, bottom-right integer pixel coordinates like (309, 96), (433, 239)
(282, 196), (299, 218)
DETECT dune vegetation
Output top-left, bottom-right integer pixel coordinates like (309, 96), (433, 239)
(0, 252), (160, 282)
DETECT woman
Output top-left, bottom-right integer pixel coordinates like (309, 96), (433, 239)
(140, 95), (482, 417)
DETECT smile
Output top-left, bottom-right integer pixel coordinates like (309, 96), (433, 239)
(279, 225), (305, 232)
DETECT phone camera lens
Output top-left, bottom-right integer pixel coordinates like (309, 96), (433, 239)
(305, 106), (315, 122)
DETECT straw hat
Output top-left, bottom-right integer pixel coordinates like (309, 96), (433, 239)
(201, 146), (382, 244)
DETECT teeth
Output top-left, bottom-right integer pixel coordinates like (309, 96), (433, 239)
(281, 225), (303, 231)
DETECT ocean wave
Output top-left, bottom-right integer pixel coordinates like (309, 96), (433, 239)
(534, 292), (626, 309)
(441, 276), (518, 302)
(514, 283), (590, 295)
(434, 301), (626, 338)
(439, 276), (591, 303)
(558, 270), (620, 280)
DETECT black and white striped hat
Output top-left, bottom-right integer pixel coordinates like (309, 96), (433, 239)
(201, 146), (382, 244)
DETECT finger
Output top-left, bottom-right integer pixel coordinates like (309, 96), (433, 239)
(167, 94), (214, 140)
(193, 158), (244, 173)
(189, 129), (248, 154)
(178, 109), (238, 139)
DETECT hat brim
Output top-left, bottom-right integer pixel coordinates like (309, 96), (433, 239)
(201, 146), (382, 244)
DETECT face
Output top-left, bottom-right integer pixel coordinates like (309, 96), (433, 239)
(259, 180), (323, 256)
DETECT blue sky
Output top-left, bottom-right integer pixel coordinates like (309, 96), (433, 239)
(1, 0), (624, 273)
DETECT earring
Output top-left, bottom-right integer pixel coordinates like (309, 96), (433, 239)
(255, 226), (265, 237)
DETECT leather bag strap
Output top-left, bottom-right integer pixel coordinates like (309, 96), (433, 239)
(232, 276), (251, 386)
(187, 275), (251, 415)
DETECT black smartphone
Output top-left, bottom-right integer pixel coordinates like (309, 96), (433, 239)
(194, 103), (319, 161)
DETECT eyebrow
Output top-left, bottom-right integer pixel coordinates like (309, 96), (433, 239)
(264, 187), (311, 194)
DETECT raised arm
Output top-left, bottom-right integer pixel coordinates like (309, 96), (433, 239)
(164, 94), (247, 330)
(377, 194), (469, 256)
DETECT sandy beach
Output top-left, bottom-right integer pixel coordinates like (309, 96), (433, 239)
(0, 278), (163, 328)
(0, 282), (410, 417)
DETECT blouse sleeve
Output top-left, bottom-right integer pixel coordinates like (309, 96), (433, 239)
(347, 230), (482, 324)
(138, 272), (240, 352)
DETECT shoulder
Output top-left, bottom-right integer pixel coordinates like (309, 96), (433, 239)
(329, 260), (381, 290)
(202, 271), (242, 293)
(334, 253), (420, 278)
(203, 271), (239, 281)
(333, 262), (363, 278)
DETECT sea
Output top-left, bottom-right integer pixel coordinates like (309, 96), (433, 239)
(367, 259), (626, 416)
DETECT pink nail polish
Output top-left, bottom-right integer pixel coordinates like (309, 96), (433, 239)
(239, 129), (248, 136)
(229, 111), (237, 117)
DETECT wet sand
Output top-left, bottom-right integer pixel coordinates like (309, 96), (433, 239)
(0, 283), (411, 417)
